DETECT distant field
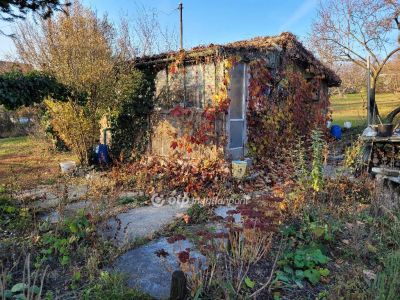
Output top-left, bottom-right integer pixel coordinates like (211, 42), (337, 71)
(0, 136), (76, 190)
(330, 93), (400, 127)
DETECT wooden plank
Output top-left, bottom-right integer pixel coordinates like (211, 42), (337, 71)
(361, 135), (400, 143)
(371, 167), (400, 177)
(387, 176), (400, 184)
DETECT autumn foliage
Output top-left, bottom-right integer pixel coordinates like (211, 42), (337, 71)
(247, 59), (329, 169)
(126, 153), (230, 197)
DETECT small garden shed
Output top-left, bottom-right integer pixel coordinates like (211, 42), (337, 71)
(135, 32), (340, 163)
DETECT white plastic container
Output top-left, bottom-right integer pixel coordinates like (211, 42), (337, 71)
(232, 160), (247, 179)
(344, 121), (352, 129)
(326, 121), (332, 128)
(59, 161), (76, 173)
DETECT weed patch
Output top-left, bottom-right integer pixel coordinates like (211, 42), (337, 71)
(82, 272), (153, 300)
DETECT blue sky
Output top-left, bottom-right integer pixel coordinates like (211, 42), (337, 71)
(0, 0), (318, 60)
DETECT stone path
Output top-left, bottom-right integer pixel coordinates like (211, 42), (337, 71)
(109, 205), (240, 299)
(112, 237), (205, 299)
(20, 184), (89, 209)
(41, 200), (94, 223)
(214, 205), (241, 223)
(21, 184), (240, 299)
(99, 204), (188, 247)
(323, 153), (353, 179)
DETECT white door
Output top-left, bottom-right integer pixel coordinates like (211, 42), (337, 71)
(228, 63), (247, 160)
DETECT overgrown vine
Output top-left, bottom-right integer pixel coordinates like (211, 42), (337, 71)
(168, 56), (239, 156)
(247, 58), (329, 172)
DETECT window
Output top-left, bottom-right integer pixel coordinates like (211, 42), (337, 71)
(185, 64), (204, 108)
(228, 63), (246, 151)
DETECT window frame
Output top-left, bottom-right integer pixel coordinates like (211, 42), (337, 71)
(228, 63), (247, 151)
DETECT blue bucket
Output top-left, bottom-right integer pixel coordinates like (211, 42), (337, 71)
(330, 125), (342, 140)
(95, 144), (109, 164)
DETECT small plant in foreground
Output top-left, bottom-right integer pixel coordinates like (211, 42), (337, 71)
(82, 272), (153, 300)
(371, 250), (400, 300)
(274, 216), (332, 287)
(274, 246), (329, 286)
(311, 130), (325, 192)
(0, 255), (48, 300)
(36, 210), (93, 267)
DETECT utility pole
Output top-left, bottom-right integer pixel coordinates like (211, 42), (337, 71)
(178, 1), (186, 106)
(179, 2), (183, 50)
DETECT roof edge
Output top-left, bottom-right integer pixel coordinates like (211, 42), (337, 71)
(134, 32), (341, 87)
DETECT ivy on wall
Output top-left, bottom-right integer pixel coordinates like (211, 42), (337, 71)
(109, 68), (156, 161)
(167, 57), (238, 156)
(156, 53), (329, 172)
(247, 58), (329, 170)
(123, 56), (236, 196)
(124, 52), (331, 194)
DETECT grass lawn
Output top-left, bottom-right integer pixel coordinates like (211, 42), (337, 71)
(0, 136), (77, 190)
(330, 93), (400, 127)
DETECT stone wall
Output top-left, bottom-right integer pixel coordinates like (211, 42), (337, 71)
(150, 108), (225, 157)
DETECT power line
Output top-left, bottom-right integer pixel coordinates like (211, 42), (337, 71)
(158, 7), (179, 16)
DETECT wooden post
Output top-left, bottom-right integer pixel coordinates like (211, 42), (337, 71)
(226, 236), (232, 254)
(170, 270), (187, 300)
(367, 56), (373, 125)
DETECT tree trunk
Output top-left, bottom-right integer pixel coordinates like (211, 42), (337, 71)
(385, 105), (400, 124)
(368, 77), (380, 124)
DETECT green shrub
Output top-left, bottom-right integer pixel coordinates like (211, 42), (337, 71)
(0, 70), (70, 110)
(109, 69), (155, 161)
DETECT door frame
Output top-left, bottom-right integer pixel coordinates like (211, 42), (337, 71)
(227, 63), (248, 160)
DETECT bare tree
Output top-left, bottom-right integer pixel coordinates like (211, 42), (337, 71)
(380, 53), (400, 93)
(311, 0), (400, 123)
(14, 2), (115, 98)
(119, 4), (178, 57)
(332, 63), (366, 96)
